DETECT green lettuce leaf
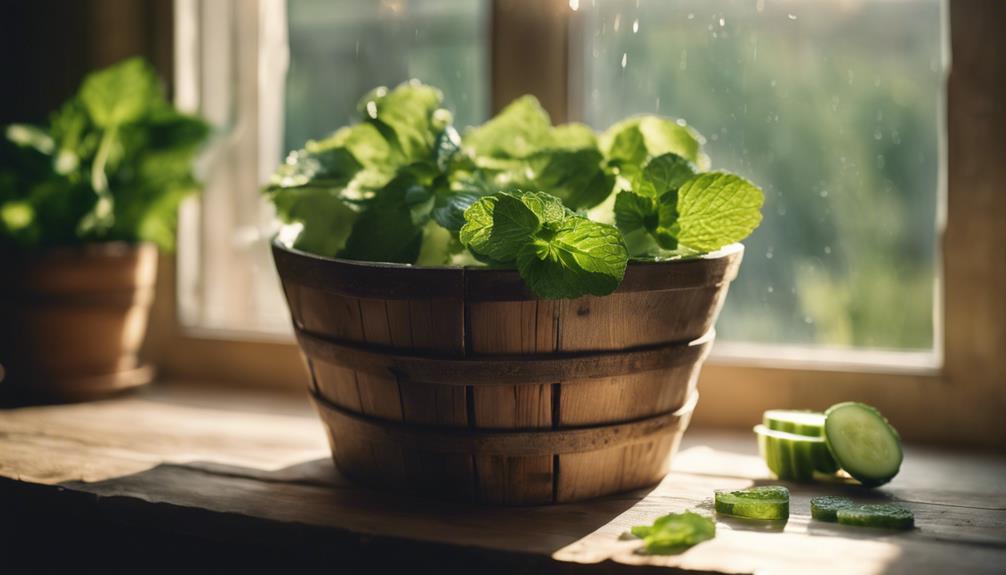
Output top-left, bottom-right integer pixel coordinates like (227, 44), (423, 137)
(462, 95), (553, 159)
(600, 116), (707, 175)
(459, 96), (615, 211)
(339, 175), (430, 263)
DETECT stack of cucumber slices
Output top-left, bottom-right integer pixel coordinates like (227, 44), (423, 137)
(757, 402), (903, 486)
(627, 402), (913, 554)
(707, 487), (915, 531)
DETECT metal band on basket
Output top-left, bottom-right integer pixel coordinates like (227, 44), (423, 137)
(311, 389), (698, 456)
(295, 328), (714, 386)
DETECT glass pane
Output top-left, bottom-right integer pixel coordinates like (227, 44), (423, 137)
(574, 0), (944, 351)
(285, 0), (489, 154)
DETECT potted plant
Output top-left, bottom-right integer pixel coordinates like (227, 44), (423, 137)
(0, 58), (210, 401)
(266, 82), (763, 504)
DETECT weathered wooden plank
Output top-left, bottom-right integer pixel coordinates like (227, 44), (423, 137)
(1, 384), (1004, 574)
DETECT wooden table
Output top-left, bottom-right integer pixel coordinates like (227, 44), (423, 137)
(1, 382), (1003, 573)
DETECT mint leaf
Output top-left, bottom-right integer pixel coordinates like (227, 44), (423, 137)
(516, 216), (627, 299)
(614, 190), (656, 234)
(635, 153), (697, 197)
(519, 190), (568, 224)
(459, 191), (543, 261)
(675, 172), (764, 252)
(631, 511), (716, 555)
(459, 190), (627, 299)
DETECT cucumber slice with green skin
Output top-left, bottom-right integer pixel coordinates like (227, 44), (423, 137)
(810, 496), (855, 522)
(824, 402), (903, 486)
(763, 410), (826, 437)
(836, 504), (914, 530)
(714, 486), (790, 520)
(755, 425), (839, 481)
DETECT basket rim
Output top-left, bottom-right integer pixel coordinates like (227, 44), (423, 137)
(272, 239), (744, 301)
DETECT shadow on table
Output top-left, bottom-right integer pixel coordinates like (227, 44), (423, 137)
(3, 455), (652, 572)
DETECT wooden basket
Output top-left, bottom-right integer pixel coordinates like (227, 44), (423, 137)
(273, 241), (743, 505)
(0, 243), (157, 401)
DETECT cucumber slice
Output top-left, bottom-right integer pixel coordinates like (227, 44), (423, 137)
(810, 496), (855, 522)
(714, 486), (790, 520)
(755, 425), (839, 481)
(824, 402), (903, 486)
(763, 409), (826, 436)
(836, 504), (914, 530)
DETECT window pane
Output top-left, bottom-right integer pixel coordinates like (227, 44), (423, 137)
(285, 0), (489, 154)
(574, 0), (945, 351)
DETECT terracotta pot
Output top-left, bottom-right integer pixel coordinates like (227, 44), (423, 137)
(273, 240), (744, 505)
(0, 242), (157, 401)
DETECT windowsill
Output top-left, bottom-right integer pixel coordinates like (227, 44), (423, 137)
(175, 322), (943, 377)
(2, 380), (1003, 571)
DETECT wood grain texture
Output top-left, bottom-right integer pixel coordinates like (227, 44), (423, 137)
(1, 385), (1004, 573)
(274, 242), (740, 504)
(469, 300), (556, 504)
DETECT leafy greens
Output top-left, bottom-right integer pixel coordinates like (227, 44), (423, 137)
(630, 511), (716, 555)
(265, 81), (765, 299)
(0, 57), (210, 249)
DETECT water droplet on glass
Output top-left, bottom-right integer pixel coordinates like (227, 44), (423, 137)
(614, 14), (621, 32)
(687, 13), (695, 20)
(621, 52), (628, 68)
(824, 246), (832, 255)
(766, 250), (774, 260)
(820, 189), (828, 198)
(569, 0), (579, 11)
(632, 19), (639, 33)
(804, 316), (814, 324)
(787, 13), (798, 20)
(719, 17), (725, 27)
(767, 285), (774, 293)
(873, 130), (883, 140)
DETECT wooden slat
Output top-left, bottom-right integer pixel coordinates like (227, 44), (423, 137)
(399, 298), (471, 500)
(469, 300), (556, 504)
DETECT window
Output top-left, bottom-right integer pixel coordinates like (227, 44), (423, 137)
(168, 0), (1006, 382)
(174, 0), (488, 335)
(572, 0), (946, 365)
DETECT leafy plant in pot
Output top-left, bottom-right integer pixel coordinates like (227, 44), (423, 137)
(0, 58), (210, 401)
(267, 82), (763, 504)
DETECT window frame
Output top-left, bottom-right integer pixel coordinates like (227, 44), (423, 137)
(147, 0), (1005, 447)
